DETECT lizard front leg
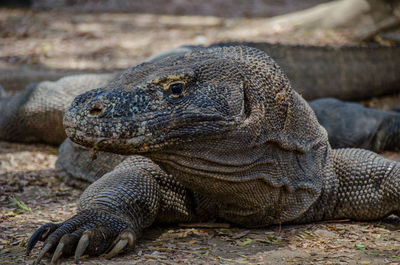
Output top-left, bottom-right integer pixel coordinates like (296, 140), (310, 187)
(27, 156), (215, 264)
(297, 148), (400, 223)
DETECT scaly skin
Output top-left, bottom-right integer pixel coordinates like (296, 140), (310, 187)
(0, 73), (118, 144)
(27, 46), (400, 263)
(310, 98), (400, 152)
(1, 44), (400, 150)
(232, 42), (400, 101)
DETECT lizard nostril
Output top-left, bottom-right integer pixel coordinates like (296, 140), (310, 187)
(89, 103), (103, 116)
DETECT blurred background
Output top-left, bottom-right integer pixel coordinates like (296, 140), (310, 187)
(1, 0), (398, 82)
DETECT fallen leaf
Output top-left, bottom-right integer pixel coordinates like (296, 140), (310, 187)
(354, 243), (365, 250)
(238, 238), (252, 246)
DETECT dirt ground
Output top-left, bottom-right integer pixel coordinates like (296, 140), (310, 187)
(2, 141), (400, 265)
(0, 4), (354, 82)
(2, 3), (400, 265)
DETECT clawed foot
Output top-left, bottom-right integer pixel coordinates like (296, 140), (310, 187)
(26, 209), (136, 264)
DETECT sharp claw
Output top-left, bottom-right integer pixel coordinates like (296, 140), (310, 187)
(50, 242), (64, 265)
(74, 233), (89, 264)
(104, 239), (128, 259)
(34, 242), (53, 265)
(27, 223), (59, 256)
(26, 231), (41, 256)
(105, 229), (136, 259)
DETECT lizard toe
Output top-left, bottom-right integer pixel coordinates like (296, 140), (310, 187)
(50, 234), (80, 264)
(74, 226), (119, 261)
(74, 227), (136, 262)
(33, 242), (53, 265)
(28, 209), (132, 263)
(27, 223), (60, 256)
(104, 228), (136, 259)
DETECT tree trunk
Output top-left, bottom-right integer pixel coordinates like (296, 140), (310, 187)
(261, 0), (400, 41)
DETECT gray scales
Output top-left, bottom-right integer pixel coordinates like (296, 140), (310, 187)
(2, 44), (400, 186)
(9, 45), (400, 264)
(1, 43), (400, 150)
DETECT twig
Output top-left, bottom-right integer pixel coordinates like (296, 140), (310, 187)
(178, 223), (230, 228)
(356, 10), (400, 42)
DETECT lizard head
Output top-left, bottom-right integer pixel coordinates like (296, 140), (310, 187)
(64, 45), (327, 158)
(64, 48), (249, 154)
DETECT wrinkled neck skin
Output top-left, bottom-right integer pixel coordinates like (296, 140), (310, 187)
(144, 68), (332, 226)
(149, 130), (271, 182)
(148, 125), (331, 226)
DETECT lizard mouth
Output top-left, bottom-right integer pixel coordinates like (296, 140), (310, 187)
(64, 126), (156, 155)
(64, 115), (237, 156)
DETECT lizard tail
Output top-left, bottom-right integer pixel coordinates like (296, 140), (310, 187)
(372, 114), (400, 152)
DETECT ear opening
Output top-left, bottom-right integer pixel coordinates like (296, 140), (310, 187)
(242, 81), (251, 118)
(277, 90), (329, 152)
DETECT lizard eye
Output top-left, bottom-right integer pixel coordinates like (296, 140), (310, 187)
(169, 82), (184, 97)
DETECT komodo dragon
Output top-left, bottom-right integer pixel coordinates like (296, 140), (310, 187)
(25, 46), (400, 264)
(1, 44), (400, 152)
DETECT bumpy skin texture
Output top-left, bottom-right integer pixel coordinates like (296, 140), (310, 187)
(310, 98), (400, 152)
(2, 44), (400, 147)
(236, 42), (400, 101)
(0, 73), (118, 144)
(27, 46), (400, 263)
(55, 139), (126, 188)
(3, 71), (400, 185)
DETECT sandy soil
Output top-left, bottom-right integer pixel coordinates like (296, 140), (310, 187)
(1, 3), (400, 265)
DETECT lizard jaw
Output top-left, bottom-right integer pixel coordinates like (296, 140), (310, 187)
(64, 126), (158, 155)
